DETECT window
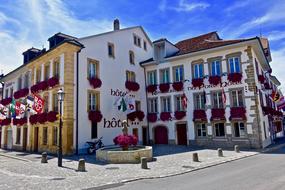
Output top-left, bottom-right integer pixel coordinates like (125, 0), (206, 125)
(143, 40), (147, 50)
(231, 89), (243, 107)
(24, 72), (29, 88)
(133, 35), (137, 45)
(88, 59), (99, 79)
(53, 93), (58, 112)
(138, 38), (141, 47)
(17, 76), (22, 90)
(214, 123), (225, 137)
(161, 97), (171, 112)
(135, 101), (141, 111)
(233, 122), (245, 137)
(129, 51), (135, 64)
(175, 95), (184, 111)
(147, 71), (157, 85)
(126, 71), (136, 82)
(10, 87), (13, 97)
(228, 57), (240, 73)
(133, 128), (138, 138)
(16, 127), (21, 144)
(108, 43), (115, 58)
(211, 60), (221, 76)
(53, 60), (60, 78)
(5, 89), (8, 98)
(148, 98), (158, 113)
(53, 127), (58, 146)
(133, 34), (141, 47)
(43, 94), (49, 112)
(36, 67), (41, 83)
(193, 63), (203, 79)
(194, 93), (205, 110)
(212, 91), (223, 108)
(91, 122), (98, 139)
(44, 64), (50, 80)
(160, 68), (170, 84)
(88, 91), (99, 111)
(173, 65), (184, 82)
(42, 127), (48, 145)
(196, 123), (207, 137)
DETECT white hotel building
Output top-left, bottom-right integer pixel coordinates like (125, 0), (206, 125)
(0, 20), (283, 155)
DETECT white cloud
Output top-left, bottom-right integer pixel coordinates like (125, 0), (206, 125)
(159, 0), (209, 12)
(0, 0), (113, 75)
(267, 31), (285, 41)
(225, 0), (251, 12)
(271, 48), (285, 92)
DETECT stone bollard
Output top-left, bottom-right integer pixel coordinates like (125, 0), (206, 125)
(141, 157), (148, 169)
(78, 159), (86, 172)
(41, 152), (48, 163)
(217, 148), (223, 157)
(234, 145), (240, 153)
(192, 152), (199, 162)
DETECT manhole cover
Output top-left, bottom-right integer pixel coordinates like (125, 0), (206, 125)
(182, 165), (195, 169)
(105, 167), (119, 170)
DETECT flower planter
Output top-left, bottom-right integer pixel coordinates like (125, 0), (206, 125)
(31, 81), (48, 93)
(127, 111), (137, 121)
(88, 110), (103, 122)
(228, 73), (242, 83)
(47, 77), (59, 88)
(263, 83), (271, 90)
(14, 88), (29, 99)
(192, 78), (204, 88)
(13, 117), (27, 126)
(29, 114), (39, 125)
(159, 83), (170, 93)
(0, 118), (11, 126)
(125, 81), (140, 91)
(147, 113), (157, 123)
(208, 76), (221, 86)
(113, 134), (138, 151)
(0, 97), (12, 106)
(193, 109), (207, 121)
(230, 107), (246, 120)
(160, 112), (171, 121)
(174, 111), (186, 120)
(136, 111), (145, 121)
(210, 108), (225, 121)
(258, 75), (265, 84)
(47, 111), (58, 122)
(147, 85), (157, 93)
(172, 82), (183, 91)
(89, 78), (102, 89)
(38, 112), (48, 124)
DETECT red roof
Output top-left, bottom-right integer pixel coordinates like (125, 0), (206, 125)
(175, 32), (247, 55)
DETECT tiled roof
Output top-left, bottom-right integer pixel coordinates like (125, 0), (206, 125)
(174, 32), (247, 55)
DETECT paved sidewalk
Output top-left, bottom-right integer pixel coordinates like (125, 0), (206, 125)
(0, 146), (258, 190)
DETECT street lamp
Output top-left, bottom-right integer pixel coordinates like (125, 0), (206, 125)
(57, 88), (65, 167)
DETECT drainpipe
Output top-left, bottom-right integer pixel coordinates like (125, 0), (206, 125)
(75, 49), (81, 155)
(143, 66), (150, 145)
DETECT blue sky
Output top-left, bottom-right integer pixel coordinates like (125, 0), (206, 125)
(0, 0), (285, 89)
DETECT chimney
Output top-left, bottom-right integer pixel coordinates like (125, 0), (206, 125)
(113, 19), (120, 31)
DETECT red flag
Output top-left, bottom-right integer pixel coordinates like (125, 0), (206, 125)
(33, 95), (44, 113)
(182, 93), (188, 109)
(222, 88), (226, 105)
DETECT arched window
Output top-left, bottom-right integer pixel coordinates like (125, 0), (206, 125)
(129, 51), (135, 64)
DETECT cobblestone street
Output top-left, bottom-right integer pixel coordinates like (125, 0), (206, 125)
(0, 146), (257, 190)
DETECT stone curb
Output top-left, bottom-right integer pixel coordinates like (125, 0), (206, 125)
(260, 143), (285, 153)
(0, 153), (31, 162)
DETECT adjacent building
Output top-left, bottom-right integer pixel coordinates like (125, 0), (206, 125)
(0, 20), (283, 155)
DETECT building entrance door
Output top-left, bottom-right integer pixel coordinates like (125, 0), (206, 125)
(154, 126), (168, 144)
(142, 127), (147, 145)
(23, 127), (28, 151)
(177, 124), (187, 145)
(34, 127), (39, 152)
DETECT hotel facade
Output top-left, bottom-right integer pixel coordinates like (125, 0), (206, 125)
(0, 20), (283, 154)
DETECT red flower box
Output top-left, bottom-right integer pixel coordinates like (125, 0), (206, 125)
(147, 85), (157, 93)
(193, 109), (207, 121)
(147, 113), (157, 123)
(89, 78), (102, 89)
(230, 107), (246, 120)
(14, 88), (29, 99)
(0, 97), (12, 106)
(113, 134), (138, 149)
(47, 77), (59, 88)
(228, 73), (242, 83)
(160, 112), (171, 121)
(127, 111), (137, 121)
(172, 81), (183, 91)
(0, 118), (11, 126)
(208, 76), (221, 86)
(88, 110), (103, 122)
(192, 78), (204, 88)
(125, 81), (140, 91)
(13, 117), (27, 126)
(31, 81), (48, 93)
(47, 111), (58, 122)
(159, 83), (170, 93)
(29, 114), (39, 125)
(174, 111), (186, 120)
(210, 108), (225, 121)
(38, 112), (48, 124)
(136, 111), (145, 121)
(258, 75), (265, 84)
(263, 83), (271, 90)
(31, 84), (39, 94)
